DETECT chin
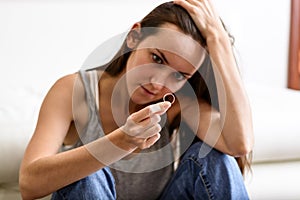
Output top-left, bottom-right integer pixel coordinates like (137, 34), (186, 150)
(130, 97), (149, 105)
(130, 95), (156, 106)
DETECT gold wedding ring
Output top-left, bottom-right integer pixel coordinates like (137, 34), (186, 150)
(163, 93), (175, 104)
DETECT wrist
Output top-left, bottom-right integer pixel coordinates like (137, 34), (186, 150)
(109, 128), (137, 152)
(206, 29), (232, 50)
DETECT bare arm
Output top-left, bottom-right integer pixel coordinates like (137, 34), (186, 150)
(174, 0), (254, 156)
(19, 73), (169, 199)
(18, 74), (122, 199)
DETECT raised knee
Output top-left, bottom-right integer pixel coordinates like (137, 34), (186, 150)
(182, 141), (238, 172)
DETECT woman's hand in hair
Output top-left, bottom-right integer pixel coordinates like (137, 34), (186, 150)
(174, 1), (254, 157)
(173, 0), (228, 42)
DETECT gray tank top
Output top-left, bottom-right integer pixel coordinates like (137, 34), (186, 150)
(64, 69), (175, 200)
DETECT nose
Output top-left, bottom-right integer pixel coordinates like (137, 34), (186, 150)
(149, 72), (168, 91)
(150, 82), (164, 91)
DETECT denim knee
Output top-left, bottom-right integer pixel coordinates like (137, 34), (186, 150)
(181, 141), (249, 200)
(160, 141), (249, 200)
(51, 167), (116, 200)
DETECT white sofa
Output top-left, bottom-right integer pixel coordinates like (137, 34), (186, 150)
(1, 0), (300, 199)
(244, 84), (300, 199)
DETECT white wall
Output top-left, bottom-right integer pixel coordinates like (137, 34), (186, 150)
(0, 0), (161, 95)
(215, 0), (290, 88)
(0, 0), (291, 93)
(0, 0), (291, 137)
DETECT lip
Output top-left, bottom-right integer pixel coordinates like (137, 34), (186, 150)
(141, 85), (156, 96)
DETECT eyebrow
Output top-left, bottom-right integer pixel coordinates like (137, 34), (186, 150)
(155, 48), (193, 77)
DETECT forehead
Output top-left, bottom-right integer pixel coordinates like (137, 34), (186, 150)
(137, 26), (206, 68)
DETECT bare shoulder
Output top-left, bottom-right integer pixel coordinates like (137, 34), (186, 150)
(40, 73), (79, 121)
(46, 73), (80, 101)
(51, 73), (78, 91)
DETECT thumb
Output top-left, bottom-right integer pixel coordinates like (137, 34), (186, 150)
(149, 101), (171, 115)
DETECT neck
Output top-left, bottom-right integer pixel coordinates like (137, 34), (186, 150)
(99, 70), (132, 117)
(128, 99), (146, 114)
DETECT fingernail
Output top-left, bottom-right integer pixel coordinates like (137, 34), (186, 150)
(162, 101), (171, 109)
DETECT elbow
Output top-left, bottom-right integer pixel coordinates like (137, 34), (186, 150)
(231, 122), (254, 157)
(19, 170), (47, 200)
(227, 130), (254, 157)
(20, 189), (34, 200)
(19, 172), (36, 200)
(229, 142), (253, 157)
(19, 176), (33, 200)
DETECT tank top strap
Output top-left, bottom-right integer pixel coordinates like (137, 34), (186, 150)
(79, 69), (99, 111)
(87, 69), (100, 109)
(78, 69), (104, 140)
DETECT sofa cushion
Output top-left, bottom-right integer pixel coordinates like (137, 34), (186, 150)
(245, 83), (300, 163)
(245, 160), (300, 199)
(0, 84), (43, 183)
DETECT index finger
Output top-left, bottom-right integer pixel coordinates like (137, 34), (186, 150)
(130, 101), (171, 123)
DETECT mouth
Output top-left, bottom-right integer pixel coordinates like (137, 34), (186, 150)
(140, 85), (156, 96)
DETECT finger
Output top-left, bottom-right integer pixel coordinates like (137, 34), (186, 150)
(175, 0), (208, 16)
(121, 118), (144, 137)
(173, 0), (207, 26)
(173, 0), (197, 12)
(139, 114), (161, 128)
(205, 0), (218, 16)
(131, 102), (171, 122)
(200, 0), (215, 16)
(149, 101), (171, 115)
(144, 133), (161, 149)
(122, 114), (161, 137)
(185, 0), (202, 6)
(137, 123), (162, 139)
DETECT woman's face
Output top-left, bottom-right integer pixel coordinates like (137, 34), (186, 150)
(125, 24), (205, 104)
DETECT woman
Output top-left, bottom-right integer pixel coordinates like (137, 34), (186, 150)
(19, 1), (254, 199)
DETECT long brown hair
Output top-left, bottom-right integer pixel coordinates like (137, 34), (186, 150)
(101, 2), (252, 175)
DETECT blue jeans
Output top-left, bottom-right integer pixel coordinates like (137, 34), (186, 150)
(51, 141), (249, 200)
(51, 167), (116, 200)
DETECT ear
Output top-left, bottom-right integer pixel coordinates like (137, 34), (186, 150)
(126, 23), (142, 49)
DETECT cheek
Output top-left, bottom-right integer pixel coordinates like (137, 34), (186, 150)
(164, 79), (187, 93)
(126, 65), (154, 82)
(127, 50), (150, 68)
(125, 66), (154, 93)
(126, 61), (155, 83)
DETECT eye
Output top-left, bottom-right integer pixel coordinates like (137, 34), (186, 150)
(173, 72), (186, 81)
(152, 53), (163, 64)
